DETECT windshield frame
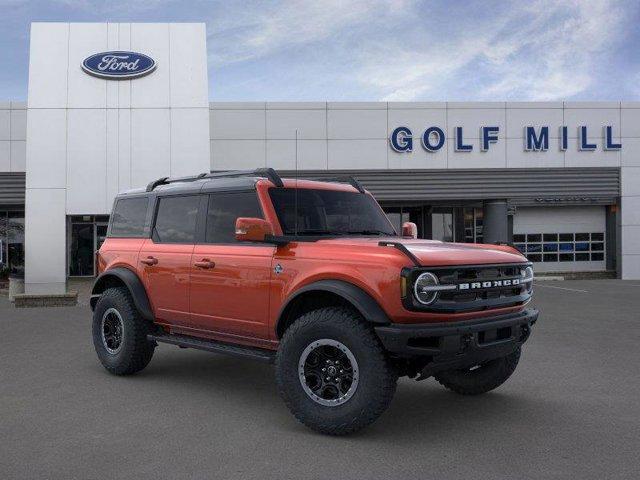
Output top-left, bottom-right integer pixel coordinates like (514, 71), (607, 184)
(267, 187), (398, 238)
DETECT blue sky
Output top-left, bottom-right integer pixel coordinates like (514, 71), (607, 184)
(1, 0), (639, 101)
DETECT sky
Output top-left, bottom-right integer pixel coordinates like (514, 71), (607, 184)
(1, 0), (639, 102)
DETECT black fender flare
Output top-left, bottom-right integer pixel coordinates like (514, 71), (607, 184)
(90, 267), (154, 321)
(277, 279), (390, 337)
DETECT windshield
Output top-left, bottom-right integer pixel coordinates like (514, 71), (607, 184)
(269, 188), (397, 237)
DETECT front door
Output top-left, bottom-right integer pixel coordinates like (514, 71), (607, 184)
(189, 191), (274, 342)
(139, 194), (202, 326)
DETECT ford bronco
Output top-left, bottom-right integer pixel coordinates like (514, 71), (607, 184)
(91, 168), (538, 435)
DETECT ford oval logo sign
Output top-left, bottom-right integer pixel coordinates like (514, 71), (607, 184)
(82, 51), (156, 80)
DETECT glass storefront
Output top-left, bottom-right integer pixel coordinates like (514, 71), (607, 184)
(0, 210), (25, 278)
(382, 204), (483, 243)
(67, 215), (109, 277)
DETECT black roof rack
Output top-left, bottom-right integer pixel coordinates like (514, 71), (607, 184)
(301, 175), (366, 193)
(146, 168), (284, 192)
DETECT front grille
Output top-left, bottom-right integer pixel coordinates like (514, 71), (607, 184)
(407, 263), (532, 313)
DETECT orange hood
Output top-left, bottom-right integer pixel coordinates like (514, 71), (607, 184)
(315, 237), (527, 267)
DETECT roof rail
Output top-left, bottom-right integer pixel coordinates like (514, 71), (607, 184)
(207, 167), (284, 187)
(146, 168), (284, 192)
(302, 175), (366, 193)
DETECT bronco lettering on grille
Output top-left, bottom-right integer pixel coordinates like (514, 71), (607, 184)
(458, 278), (521, 290)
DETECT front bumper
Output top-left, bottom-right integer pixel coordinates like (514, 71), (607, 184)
(375, 308), (538, 375)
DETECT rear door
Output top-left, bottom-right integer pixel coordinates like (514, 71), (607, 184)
(189, 191), (275, 342)
(139, 194), (203, 326)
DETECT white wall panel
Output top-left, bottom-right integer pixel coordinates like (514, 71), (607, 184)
(506, 108), (563, 138)
(506, 138), (564, 168)
(106, 109), (119, 202)
(0, 110), (9, 140)
(446, 137), (506, 169)
(328, 140), (387, 169)
(117, 109), (131, 191)
(25, 109), (67, 189)
(117, 23), (132, 109)
(328, 110), (386, 139)
(388, 144), (445, 169)
(11, 141), (26, 172)
(267, 109), (326, 139)
(169, 23), (208, 108)
(211, 140), (265, 170)
(447, 108), (506, 141)
(564, 107), (620, 138)
(130, 23), (170, 108)
(66, 109), (107, 213)
(106, 23), (120, 108)
(0, 141), (9, 171)
(564, 144), (620, 168)
(67, 23), (108, 109)
(263, 139), (327, 170)
(387, 108), (447, 138)
(621, 108), (640, 138)
(130, 108), (171, 187)
(210, 109), (265, 139)
(25, 188), (66, 294)
(10, 109), (27, 140)
(622, 138), (640, 167)
(28, 23), (68, 108)
(170, 108), (211, 177)
(621, 166), (640, 196)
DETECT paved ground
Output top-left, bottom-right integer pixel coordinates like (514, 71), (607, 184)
(1, 280), (639, 480)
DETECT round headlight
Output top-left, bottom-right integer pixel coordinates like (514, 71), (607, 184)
(414, 272), (440, 305)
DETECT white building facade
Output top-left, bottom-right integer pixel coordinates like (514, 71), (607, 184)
(1, 22), (639, 295)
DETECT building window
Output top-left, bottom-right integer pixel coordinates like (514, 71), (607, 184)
(463, 207), (483, 243)
(513, 232), (605, 263)
(0, 211), (25, 278)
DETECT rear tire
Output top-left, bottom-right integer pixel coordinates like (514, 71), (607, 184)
(434, 347), (521, 395)
(92, 287), (155, 375)
(275, 307), (397, 436)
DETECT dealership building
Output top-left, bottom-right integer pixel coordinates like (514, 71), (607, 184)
(1, 22), (640, 295)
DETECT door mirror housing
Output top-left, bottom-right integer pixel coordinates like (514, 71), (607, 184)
(235, 217), (274, 242)
(402, 222), (418, 239)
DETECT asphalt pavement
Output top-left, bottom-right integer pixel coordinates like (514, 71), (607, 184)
(1, 280), (639, 479)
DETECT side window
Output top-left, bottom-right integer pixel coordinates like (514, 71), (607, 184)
(110, 197), (149, 237)
(153, 195), (200, 243)
(205, 192), (263, 244)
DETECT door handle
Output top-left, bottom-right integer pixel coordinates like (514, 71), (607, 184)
(140, 256), (158, 266)
(194, 259), (215, 269)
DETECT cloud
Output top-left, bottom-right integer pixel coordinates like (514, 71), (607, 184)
(207, 0), (412, 66)
(358, 0), (628, 101)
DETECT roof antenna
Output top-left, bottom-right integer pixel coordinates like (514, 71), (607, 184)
(294, 129), (299, 237)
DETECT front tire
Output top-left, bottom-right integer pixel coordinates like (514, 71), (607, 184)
(92, 287), (155, 375)
(275, 307), (397, 436)
(434, 347), (521, 395)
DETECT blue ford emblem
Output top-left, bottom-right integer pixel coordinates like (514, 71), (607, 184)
(82, 51), (156, 80)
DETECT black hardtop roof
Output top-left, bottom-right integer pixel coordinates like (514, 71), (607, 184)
(115, 168), (365, 198)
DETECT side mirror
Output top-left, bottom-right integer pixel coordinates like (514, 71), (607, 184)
(235, 217), (274, 242)
(402, 221), (418, 239)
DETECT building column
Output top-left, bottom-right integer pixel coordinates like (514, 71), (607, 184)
(483, 200), (509, 244)
(24, 188), (66, 294)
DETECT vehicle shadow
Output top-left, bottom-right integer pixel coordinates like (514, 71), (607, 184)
(132, 346), (557, 442)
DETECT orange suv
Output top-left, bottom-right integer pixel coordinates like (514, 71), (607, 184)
(91, 168), (538, 435)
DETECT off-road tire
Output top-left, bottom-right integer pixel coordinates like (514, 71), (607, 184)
(275, 307), (397, 436)
(434, 347), (521, 395)
(92, 287), (155, 375)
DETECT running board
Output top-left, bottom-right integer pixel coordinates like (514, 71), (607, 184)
(148, 333), (276, 364)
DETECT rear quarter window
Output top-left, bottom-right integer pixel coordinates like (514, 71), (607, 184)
(109, 197), (149, 237)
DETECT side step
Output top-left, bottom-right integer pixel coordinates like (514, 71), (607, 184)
(148, 333), (276, 364)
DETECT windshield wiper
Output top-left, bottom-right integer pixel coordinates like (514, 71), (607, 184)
(346, 230), (394, 236)
(293, 229), (348, 236)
